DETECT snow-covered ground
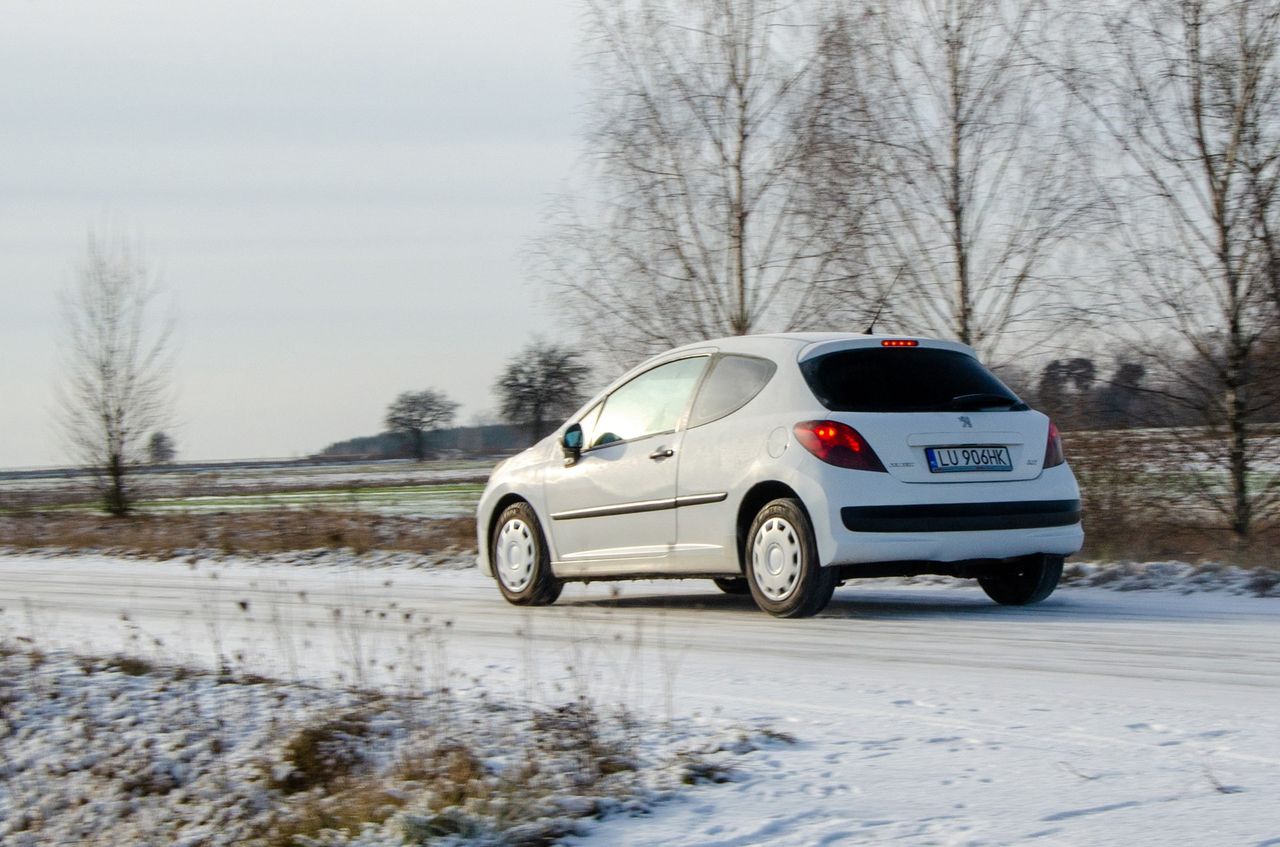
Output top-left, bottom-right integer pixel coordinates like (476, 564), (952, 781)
(3, 553), (1279, 845)
(1, 649), (779, 846)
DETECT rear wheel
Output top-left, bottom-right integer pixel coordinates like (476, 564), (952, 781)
(491, 502), (562, 606)
(712, 577), (751, 595)
(744, 498), (836, 618)
(978, 554), (1063, 606)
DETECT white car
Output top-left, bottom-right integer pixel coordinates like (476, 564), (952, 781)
(477, 333), (1083, 618)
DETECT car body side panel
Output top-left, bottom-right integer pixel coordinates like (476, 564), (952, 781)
(667, 355), (821, 573)
(542, 430), (684, 568)
(475, 439), (555, 579)
(671, 410), (775, 574)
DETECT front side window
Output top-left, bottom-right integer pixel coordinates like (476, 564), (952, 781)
(688, 355), (776, 427)
(589, 357), (707, 448)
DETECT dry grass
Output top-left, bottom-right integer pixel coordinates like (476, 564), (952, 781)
(261, 778), (409, 847)
(267, 712), (373, 795)
(0, 510), (477, 557)
(103, 654), (158, 676)
(258, 700), (639, 847)
(1067, 431), (1280, 566)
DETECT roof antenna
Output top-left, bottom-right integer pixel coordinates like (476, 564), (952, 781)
(863, 267), (903, 334)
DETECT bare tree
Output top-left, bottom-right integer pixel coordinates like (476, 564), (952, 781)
(147, 431), (176, 465)
(384, 389), (459, 461)
(494, 341), (592, 444)
(540, 0), (879, 363)
(1067, 0), (1280, 542)
(58, 230), (172, 515)
(814, 0), (1095, 359)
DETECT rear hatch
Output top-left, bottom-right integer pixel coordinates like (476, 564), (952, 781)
(798, 341), (1049, 483)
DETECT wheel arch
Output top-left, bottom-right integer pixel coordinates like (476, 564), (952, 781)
(735, 480), (810, 573)
(485, 492), (532, 570)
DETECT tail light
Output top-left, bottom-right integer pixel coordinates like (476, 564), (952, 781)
(1043, 420), (1065, 468)
(794, 420), (887, 472)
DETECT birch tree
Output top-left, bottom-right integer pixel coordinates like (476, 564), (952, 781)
(541, 0), (880, 363)
(58, 231), (172, 515)
(1069, 0), (1280, 542)
(814, 0), (1094, 359)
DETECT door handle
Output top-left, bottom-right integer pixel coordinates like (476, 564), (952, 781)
(648, 447), (675, 460)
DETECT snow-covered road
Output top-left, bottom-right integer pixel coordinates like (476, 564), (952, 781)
(3, 553), (1278, 845)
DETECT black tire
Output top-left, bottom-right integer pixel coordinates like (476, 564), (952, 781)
(978, 554), (1063, 606)
(744, 498), (837, 618)
(490, 502), (563, 606)
(712, 577), (752, 595)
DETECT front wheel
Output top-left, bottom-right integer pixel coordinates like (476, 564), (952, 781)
(978, 554), (1063, 606)
(744, 498), (836, 618)
(491, 502), (562, 606)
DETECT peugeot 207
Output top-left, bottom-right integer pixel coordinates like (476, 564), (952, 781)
(476, 333), (1083, 618)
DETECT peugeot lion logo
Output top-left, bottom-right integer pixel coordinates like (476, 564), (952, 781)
(959, 416), (973, 428)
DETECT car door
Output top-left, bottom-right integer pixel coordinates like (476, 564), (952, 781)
(542, 356), (708, 573)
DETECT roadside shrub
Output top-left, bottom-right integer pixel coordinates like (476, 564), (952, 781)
(267, 713), (371, 794)
(1067, 430), (1280, 566)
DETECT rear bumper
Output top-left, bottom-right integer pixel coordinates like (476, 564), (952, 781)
(825, 522), (1084, 567)
(790, 458), (1085, 567)
(841, 499), (1081, 533)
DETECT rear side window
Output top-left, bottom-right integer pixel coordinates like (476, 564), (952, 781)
(800, 348), (1022, 412)
(688, 355), (776, 427)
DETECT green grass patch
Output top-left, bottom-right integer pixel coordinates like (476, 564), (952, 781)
(130, 483), (485, 516)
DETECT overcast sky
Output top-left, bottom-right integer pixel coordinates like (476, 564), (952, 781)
(0, 0), (586, 468)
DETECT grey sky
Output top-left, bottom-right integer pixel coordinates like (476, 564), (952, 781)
(0, 0), (584, 467)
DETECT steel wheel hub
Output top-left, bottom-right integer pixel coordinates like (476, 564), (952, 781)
(752, 516), (801, 601)
(495, 518), (536, 592)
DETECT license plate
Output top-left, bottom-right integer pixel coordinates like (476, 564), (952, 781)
(925, 445), (1013, 473)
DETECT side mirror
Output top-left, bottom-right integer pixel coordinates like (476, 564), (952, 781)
(561, 423), (583, 464)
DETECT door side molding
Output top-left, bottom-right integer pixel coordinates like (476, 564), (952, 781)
(551, 492), (727, 521)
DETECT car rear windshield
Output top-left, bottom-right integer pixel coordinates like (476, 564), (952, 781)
(800, 347), (1024, 413)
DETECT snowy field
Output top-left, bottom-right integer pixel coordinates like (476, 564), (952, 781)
(0, 459), (494, 494)
(132, 481), (484, 518)
(0, 459), (492, 518)
(3, 552), (1279, 845)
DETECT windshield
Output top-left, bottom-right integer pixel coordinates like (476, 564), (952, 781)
(800, 348), (1024, 413)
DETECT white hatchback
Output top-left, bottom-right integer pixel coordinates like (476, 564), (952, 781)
(477, 333), (1083, 617)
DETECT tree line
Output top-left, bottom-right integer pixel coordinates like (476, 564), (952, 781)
(379, 341), (591, 461)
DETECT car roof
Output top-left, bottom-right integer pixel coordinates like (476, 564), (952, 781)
(568, 332), (980, 430)
(661, 332), (975, 362)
